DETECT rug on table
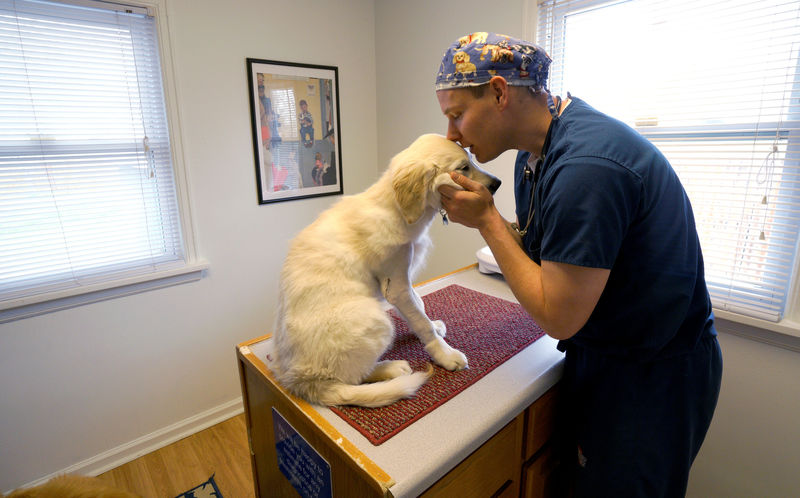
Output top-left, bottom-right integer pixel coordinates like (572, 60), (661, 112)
(330, 284), (546, 445)
(174, 473), (221, 498)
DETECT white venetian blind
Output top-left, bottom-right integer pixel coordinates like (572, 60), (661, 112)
(537, 0), (800, 321)
(0, 0), (185, 303)
(271, 88), (298, 141)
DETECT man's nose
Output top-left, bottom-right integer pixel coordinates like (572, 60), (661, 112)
(446, 120), (461, 142)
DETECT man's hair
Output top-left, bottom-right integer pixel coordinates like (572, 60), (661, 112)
(466, 84), (488, 99)
(465, 83), (544, 100)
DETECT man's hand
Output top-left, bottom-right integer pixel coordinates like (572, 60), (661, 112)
(438, 172), (498, 230)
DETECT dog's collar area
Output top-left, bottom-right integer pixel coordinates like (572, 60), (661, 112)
(439, 208), (449, 225)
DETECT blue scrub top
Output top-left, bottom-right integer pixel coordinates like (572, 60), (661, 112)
(515, 97), (716, 361)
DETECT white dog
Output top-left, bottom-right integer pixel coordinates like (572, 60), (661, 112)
(273, 134), (501, 407)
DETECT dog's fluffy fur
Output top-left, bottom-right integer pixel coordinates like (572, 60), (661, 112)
(273, 133), (501, 408)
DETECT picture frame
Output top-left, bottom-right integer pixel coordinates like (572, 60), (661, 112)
(246, 58), (343, 204)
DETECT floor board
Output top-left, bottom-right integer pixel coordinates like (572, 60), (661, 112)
(97, 413), (255, 497)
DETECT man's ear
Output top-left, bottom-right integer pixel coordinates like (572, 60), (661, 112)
(488, 76), (509, 108)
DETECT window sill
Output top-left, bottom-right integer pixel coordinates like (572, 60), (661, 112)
(0, 261), (209, 324)
(714, 308), (800, 353)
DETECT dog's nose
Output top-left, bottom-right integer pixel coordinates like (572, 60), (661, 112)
(488, 177), (502, 195)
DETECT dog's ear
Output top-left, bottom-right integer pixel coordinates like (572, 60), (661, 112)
(430, 170), (464, 209)
(432, 169), (462, 191)
(392, 160), (438, 224)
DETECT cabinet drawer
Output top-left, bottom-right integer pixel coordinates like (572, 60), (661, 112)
(420, 413), (523, 498)
(524, 386), (558, 460)
(522, 444), (559, 498)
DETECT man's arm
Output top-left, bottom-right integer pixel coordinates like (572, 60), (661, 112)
(439, 172), (609, 339)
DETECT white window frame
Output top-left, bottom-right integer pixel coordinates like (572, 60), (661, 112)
(527, 0), (800, 343)
(0, 0), (206, 323)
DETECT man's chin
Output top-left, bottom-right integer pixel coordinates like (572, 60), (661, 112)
(470, 149), (493, 164)
(468, 147), (482, 162)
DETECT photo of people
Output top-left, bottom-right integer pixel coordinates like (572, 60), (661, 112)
(248, 59), (341, 204)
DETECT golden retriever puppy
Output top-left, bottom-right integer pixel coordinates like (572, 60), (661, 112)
(273, 134), (501, 407)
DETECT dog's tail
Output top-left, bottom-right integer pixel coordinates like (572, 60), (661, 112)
(314, 366), (433, 408)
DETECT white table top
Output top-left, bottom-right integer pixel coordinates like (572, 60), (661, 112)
(250, 266), (564, 497)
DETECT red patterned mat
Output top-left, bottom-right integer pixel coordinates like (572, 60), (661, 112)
(330, 284), (546, 445)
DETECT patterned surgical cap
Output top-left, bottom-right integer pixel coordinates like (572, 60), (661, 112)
(435, 32), (552, 91)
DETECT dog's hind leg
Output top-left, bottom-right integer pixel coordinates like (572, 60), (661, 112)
(325, 299), (396, 384)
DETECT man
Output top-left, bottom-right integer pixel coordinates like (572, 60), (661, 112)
(436, 32), (722, 497)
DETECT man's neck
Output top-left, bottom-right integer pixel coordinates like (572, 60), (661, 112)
(521, 94), (571, 159)
(513, 93), (554, 158)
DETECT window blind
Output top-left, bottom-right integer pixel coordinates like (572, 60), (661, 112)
(0, 0), (185, 303)
(271, 88), (298, 141)
(537, 0), (800, 321)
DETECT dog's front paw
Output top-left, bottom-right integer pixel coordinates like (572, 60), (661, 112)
(432, 320), (447, 338)
(425, 338), (468, 371)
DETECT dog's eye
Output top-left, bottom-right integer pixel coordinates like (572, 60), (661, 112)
(457, 163), (470, 172)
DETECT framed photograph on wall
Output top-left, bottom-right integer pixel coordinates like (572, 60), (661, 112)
(246, 58), (343, 204)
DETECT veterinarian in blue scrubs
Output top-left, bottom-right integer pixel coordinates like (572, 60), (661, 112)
(435, 32), (722, 497)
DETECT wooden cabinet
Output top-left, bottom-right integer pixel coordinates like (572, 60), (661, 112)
(237, 335), (562, 498)
(521, 386), (562, 498)
(237, 344), (395, 497)
(522, 444), (560, 498)
(419, 412), (524, 497)
(524, 386), (558, 460)
(417, 386), (561, 498)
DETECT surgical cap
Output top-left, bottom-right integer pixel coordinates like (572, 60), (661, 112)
(435, 32), (552, 91)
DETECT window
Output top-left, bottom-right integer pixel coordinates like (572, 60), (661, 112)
(268, 87), (302, 189)
(537, 0), (800, 322)
(0, 0), (203, 321)
(271, 88), (299, 141)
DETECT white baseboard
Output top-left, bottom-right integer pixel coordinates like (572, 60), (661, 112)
(19, 397), (244, 489)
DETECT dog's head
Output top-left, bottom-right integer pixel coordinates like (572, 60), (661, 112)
(390, 133), (501, 224)
(453, 51), (470, 64)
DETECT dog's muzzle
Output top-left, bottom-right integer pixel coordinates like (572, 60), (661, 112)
(486, 176), (501, 195)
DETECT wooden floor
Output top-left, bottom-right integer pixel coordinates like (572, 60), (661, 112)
(97, 413), (255, 498)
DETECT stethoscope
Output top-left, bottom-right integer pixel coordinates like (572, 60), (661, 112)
(514, 93), (564, 237)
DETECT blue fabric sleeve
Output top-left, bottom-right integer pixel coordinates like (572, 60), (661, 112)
(539, 158), (642, 269)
